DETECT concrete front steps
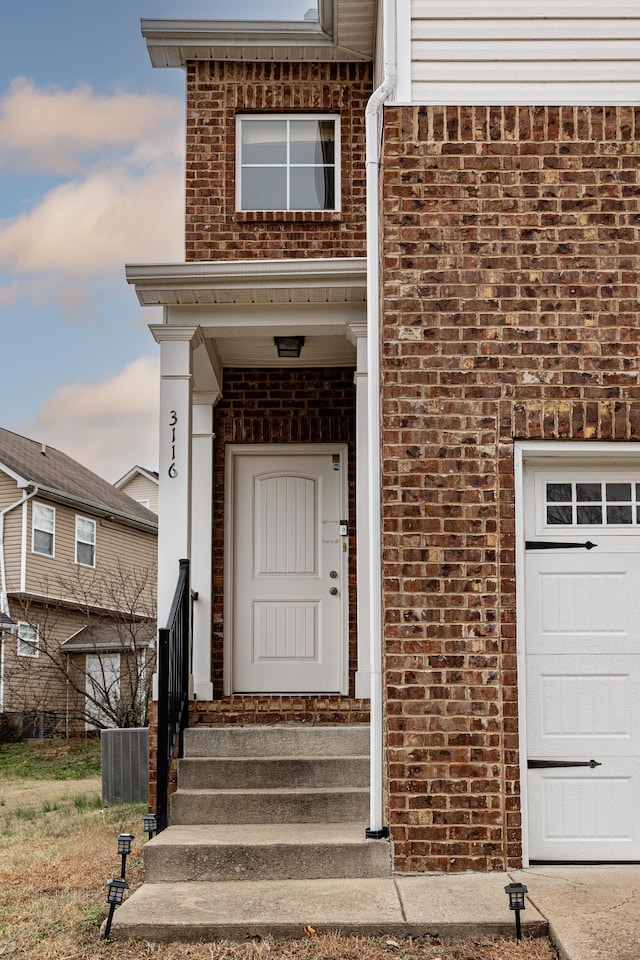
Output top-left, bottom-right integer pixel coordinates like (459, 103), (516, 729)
(110, 724), (394, 941)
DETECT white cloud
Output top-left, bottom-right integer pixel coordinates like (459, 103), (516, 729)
(0, 79), (184, 282)
(21, 356), (160, 482)
(0, 165), (184, 274)
(0, 78), (182, 174)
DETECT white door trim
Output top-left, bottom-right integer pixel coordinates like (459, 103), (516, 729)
(223, 443), (350, 696)
(515, 440), (640, 866)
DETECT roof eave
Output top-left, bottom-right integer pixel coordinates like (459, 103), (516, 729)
(34, 484), (158, 534)
(140, 3), (373, 66)
(126, 258), (367, 307)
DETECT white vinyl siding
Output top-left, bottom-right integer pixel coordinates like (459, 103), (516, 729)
(408, 1), (640, 104)
(117, 474), (158, 513)
(75, 516), (96, 567)
(17, 622), (38, 658)
(32, 503), (55, 557)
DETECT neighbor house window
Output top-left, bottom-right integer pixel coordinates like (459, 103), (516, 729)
(137, 499), (150, 509)
(32, 503), (55, 556)
(237, 115), (339, 212)
(76, 516), (96, 567)
(17, 622), (38, 658)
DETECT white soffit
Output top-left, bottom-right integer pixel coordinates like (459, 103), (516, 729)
(125, 259), (367, 308)
(141, 1), (376, 66)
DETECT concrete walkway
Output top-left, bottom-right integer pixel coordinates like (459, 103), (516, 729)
(513, 865), (640, 960)
(111, 872), (546, 942)
(110, 865), (640, 957)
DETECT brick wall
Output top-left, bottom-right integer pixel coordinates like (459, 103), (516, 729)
(207, 367), (366, 720)
(185, 61), (371, 261)
(381, 105), (640, 872)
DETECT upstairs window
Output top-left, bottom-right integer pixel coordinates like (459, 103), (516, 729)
(237, 115), (339, 212)
(17, 622), (39, 658)
(76, 516), (96, 567)
(32, 503), (55, 557)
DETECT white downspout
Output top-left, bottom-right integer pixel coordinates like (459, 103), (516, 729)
(0, 485), (37, 711)
(366, 0), (397, 838)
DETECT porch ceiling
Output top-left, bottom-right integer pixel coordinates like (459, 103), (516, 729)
(128, 259), (366, 370)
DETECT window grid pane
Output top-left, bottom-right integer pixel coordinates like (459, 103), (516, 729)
(546, 481), (640, 527)
(76, 517), (96, 566)
(17, 623), (38, 658)
(240, 116), (338, 212)
(33, 504), (54, 556)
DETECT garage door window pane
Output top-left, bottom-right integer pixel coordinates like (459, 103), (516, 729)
(607, 505), (632, 524)
(576, 483), (601, 502)
(577, 505), (602, 524)
(607, 483), (632, 502)
(545, 479), (640, 527)
(547, 484), (572, 502)
(547, 505), (573, 524)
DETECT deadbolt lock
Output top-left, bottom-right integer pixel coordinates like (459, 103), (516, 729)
(329, 570), (338, 578)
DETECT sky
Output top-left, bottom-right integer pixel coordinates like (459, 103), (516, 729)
(0, 1), (312, 482)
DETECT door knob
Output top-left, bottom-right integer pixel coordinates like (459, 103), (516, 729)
(329, 587), (338, 596)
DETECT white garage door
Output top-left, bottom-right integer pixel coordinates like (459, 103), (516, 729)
(525, 465), (640, 861)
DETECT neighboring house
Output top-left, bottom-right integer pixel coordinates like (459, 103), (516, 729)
(124, 2), (640, 875)
(114, 466), (159, 514)
(0, 429), (158, 735)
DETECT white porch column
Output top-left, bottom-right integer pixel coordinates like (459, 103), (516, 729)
(191, 392), (219, 700)
(348, 321), (371, 699)
(150, 325), (201, 639)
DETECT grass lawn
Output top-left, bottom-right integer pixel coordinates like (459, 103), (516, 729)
(0, 739), (557, 960)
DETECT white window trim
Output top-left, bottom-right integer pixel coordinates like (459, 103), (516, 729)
(536, 468), (640, 534)
(17, 621), (39, 659)
(137, 498), (150, 509)
(75, 515), (96, 568)
(236, 113), (341, 213)
(32, 502), (55, 558)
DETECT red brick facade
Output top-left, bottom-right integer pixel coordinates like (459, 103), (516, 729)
(185, 61), (371, 261)
(380, 105), (640, 872)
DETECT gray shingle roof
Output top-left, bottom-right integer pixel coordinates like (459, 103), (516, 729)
(61, 622), (156, 652)
(0, 428), (157, 531)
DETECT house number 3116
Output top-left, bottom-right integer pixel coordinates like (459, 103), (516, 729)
(168, 410), (178, 478)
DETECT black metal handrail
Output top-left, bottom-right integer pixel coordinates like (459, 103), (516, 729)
(155, 559), (191, 833)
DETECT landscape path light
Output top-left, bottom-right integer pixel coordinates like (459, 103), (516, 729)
(103, 877), (128, 939)
(143, 813), (157, 840)
(505, 881), (528, 941)
(117, 833), (134, 879)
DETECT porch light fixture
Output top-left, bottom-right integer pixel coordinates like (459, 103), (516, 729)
(143, 813), (157, 840)
(274, 335), (305, 358)
(117, 833), (134, 879)
(505, 882), (528, 941)
(103, 877), (129, 939)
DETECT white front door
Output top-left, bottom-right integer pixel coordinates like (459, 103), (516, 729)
(525, 464), (640, 860)
(230, 447), (346, 693)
